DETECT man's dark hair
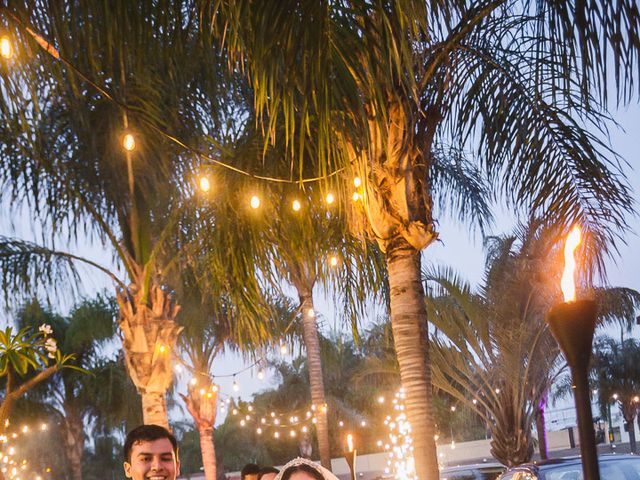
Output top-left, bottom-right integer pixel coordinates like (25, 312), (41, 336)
(241, 463), (261, 480)
(257, 466), (280, 480)
(281, 464), (324, 480)
(124, 424), (178, 463)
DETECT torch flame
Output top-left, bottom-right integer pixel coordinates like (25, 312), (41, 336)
(347, 433), (354, 452)
(560, 225), (581, 302)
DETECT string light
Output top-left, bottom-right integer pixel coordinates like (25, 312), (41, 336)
(307, 308), (315, 318)
(0, 36), (12, 59)
(292, 199), (301, 211)
(353, 177), (362, 188)
(122, 133), (136, 151)
(329, 255), (339, 267)
(325, 193), (335, 204)
(250, 195), (261, 209)
(352, 192), (362, 202)
(280, 343), (288, 355)
(257, 369), (265, 380)
(199, 176), (211, 192)
(232, 377), (240, 392)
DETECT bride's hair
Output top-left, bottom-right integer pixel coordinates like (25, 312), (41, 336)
(280, 463), (326, 480)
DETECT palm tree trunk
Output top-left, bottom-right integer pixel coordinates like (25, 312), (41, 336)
(386, 236), (439, 480)
(299, 293), (331, 471)
(117, 283), (182, 430)
(199, 426), (217, 480)
(536, 395), (549, 460)
(63, 408), (85, 480)
(141, 391), (170, 429)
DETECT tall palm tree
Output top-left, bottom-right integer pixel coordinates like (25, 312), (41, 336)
(201, 2), (638, 477)
(426, 221), (640, 466)
(0, 1), (236, 427)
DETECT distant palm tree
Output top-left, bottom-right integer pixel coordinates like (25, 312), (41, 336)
(16, 296), (133, 480)
(591, 336), (640, 453)
(426, 221), (640, 466)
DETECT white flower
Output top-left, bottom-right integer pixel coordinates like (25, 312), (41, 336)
(44, 337), (57, 353)
(38, 324), (53, 335)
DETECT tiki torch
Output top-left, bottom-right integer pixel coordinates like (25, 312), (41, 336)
(546, 225), (600, 480)
(345, 433), (357, 480)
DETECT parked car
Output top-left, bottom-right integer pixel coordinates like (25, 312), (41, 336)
(497, 454), (640, 479)
(440, 463), (506, 480)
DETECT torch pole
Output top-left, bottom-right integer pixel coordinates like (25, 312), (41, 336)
(547, 300), (600, 480)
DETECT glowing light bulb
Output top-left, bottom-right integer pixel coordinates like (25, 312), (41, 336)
(248, 405), (253, 412)
(21, 426), (28, 434)
(211, 385), (218, 392)
(190, 378), (197, 386)
(175, 364), (183, 374)
(290, 430), (297, 437)
(378, 396), (385, 404)
(0, 36), (12, 59)
(302, 426), (308, 433)
(40, 423), (47, 431)
(199, 388), (206, 396)
(450, 406), (456, 412)
(257, 428), (262, 435)
(232, 409), (238, 415)
(472, 398), (477, 405)
(250, 195), (260, 209)
(274, 431), (280, 439)
(122, 133), (136, 151)
(233, 380), (240, 392)
(634, 396), (640, 403)
(257, 369), (265, 380)
(352, 192), (361, 202)
(292, 199), (301, 211)
(353, 177), (362, 188)
(613, 393), (619, 400)
(360, 420), (366, 427)
(329, 255), (338, 267)
(274, 419), (280, 425)
(339, 421), (344, 427)
(158, 344), (166, 354)
(307, 308), (315, 318)
(280, 344), (288, 355)
(240, 420), (246, 427)
(326, 193), (335, 204)
(199, 176), (211, 192)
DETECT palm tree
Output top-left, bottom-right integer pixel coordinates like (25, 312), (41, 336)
(16, 296), (131, 480)
(426, 221), (640, 466)
(591, 336), (640, 453)
(201, 3), (638, 478)
(0, 1), (236, 427)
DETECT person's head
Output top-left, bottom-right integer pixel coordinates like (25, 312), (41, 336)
(258, 466), (280, 480)
(280, 463), (326, 480)
(241, 463), (261, 480)
(123, 424), (180, 480)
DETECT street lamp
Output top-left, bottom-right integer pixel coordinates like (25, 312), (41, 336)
(546, 226), (600, 480)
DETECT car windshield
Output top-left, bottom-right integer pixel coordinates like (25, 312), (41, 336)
(540, 458), (640, 480)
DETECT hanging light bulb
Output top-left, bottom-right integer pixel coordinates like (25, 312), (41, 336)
(190, 378), (197, 386)
(232, 408), (238, 415)
(450, 406), (456, 412)
(250, 195), (261, 209)
(240, 419), (246, 427)
(290, 430), (297, 438)
(307, 308), (315, 318)
(233, 378), (240, 392)
(353, 177), (362, 188)
(292, 199), (301, 211)
(0, 36), (12, 59)
(274, 431), (280, 439)
(122, 133), (136, 151)
(329, 255), (339, 267)
(352, 192), (362, 202)
(325, 193), (335, 204)
(257, 427), (263, 435)
(280, 343), (288, 355)
(302, 426), (308, 433)
(199, 176), (211, 192)
(248, 405), (253, 412)
(257, 369), (265, 380)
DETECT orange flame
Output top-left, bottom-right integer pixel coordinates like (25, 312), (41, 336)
(561, 226), (581, 302)
(347, 433), (354, 452)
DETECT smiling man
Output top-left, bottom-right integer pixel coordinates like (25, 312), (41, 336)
(123, 425), (180, 480)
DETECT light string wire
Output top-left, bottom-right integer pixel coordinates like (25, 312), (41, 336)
(1, 8), (347, 185)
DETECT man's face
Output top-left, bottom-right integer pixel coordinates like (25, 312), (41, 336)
(124, 438), (180, 480)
